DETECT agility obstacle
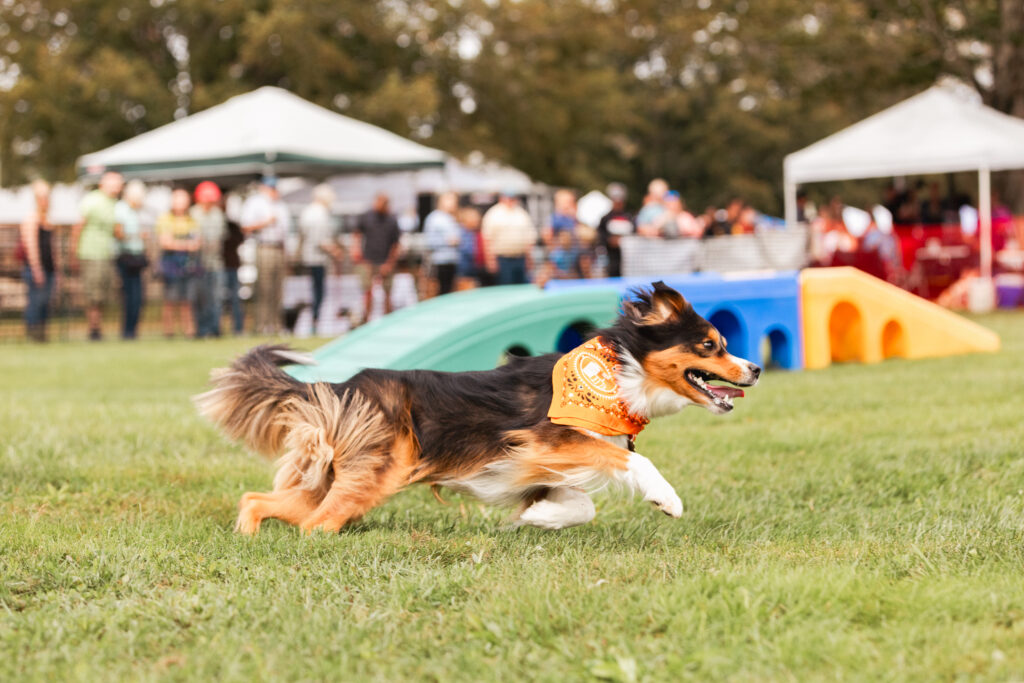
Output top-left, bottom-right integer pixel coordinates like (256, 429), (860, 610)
(287, 268), (999, 382)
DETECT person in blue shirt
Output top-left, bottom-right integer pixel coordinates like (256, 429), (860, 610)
(544, 189), (579, 247)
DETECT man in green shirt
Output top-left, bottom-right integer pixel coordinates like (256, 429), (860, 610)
(72, 171), (123, 341)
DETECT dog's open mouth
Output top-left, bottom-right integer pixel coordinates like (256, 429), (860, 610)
(685, 369), (745, 410)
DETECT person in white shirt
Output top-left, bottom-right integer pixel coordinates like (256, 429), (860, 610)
(241, 175), (293, 334)
(481, 190), (538, 285)
(423, 192), (462, 295)
(299, 184), (343, 326)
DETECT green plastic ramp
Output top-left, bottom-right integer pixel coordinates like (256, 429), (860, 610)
(287, 285), (621, 383)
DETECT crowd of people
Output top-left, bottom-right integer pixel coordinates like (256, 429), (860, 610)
(21, 171), (248, 342)
(15, 172), (772, 342)
(805, 182), (1022, 293)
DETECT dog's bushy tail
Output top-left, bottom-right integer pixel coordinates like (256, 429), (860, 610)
(195, 345), (395, 494)
(194, 345), (316, 456)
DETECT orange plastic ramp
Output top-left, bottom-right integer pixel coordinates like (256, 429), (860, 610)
(800, 267), (1000, 370)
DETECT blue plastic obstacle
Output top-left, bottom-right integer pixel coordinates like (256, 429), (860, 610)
(545, 272), (803, 370)
(287, 285), (622, 383)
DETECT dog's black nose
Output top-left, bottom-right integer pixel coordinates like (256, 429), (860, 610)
(750, 364), (762, 379)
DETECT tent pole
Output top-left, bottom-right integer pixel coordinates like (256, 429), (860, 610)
(784, 178), (797, 227)
(979, 166), (992, 281)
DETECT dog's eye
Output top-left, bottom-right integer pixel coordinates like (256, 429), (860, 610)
(702, 340), (714, 350)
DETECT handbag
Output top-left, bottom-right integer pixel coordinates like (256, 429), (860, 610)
(117, 251), (149, 273)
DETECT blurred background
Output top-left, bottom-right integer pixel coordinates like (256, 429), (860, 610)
(1, 0), (1022, 341)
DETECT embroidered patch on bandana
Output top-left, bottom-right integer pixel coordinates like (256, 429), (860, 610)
(548, 337), (649, 437)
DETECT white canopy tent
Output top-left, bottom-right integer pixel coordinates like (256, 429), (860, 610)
(77, 87), (445, 184)
(784, 81), (1024, 282)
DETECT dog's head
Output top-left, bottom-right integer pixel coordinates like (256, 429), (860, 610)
(610, 281), (761, 416)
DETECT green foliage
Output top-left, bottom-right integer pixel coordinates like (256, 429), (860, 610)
(1, 312), (1023, 679)
(0, 1), (1019, 211)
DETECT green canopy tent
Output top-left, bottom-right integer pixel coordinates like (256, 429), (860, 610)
(76, 87), (446, 186)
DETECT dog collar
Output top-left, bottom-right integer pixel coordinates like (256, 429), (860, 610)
(548, 336), (649, 438)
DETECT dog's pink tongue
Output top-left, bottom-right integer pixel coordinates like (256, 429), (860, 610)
(708, 385), (744, 399)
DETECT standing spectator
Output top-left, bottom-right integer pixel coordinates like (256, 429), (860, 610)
(157, 188), (200, 338)
(299, 184), (343, 327)
(241, 176), (292, 335)
(919, 181), (944, 224)
(732, 206), (758, 235)
(596, 182), (634, 278)
(481, 190), (538, 285)
(812, 199), (859, 264)
(353, 193), (401, 322)
(697, 205), (714, 231)
(705, 200), (742, 237)
(457, 206), (487, 288)
(654, 191), (703, 238)
(113, 180), (149, 340)
(544, 189), (579, 246)
(897, 183), (921, 224)
(723, 198), (746, 234)
(191, 181), (227, 338)
(546, 230), (580, 280)
(20, 180), (57, 342)
(71, 171), (123, 341)
(795, 190), (810, 223)
(423, 192), (461, 296)
(222, 218), (245, 335)
(636, 178), (669, 237)
(862, 205), (901, 279)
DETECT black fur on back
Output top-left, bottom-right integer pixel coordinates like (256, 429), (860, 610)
(336, 353), (561, 477)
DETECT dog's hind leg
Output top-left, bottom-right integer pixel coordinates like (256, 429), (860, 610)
(300, 433), (419, 533)
(515, 487), (596, 530)
(236, 488), (322, 534)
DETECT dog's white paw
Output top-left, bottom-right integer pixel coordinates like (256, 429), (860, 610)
(651, 490), (683, 518)
(626, 454), (683, 519)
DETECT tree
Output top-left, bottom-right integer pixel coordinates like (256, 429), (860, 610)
(1, 0), (1020, 215)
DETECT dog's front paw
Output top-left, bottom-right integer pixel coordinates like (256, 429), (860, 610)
(643, 482), (683, 518)
(651, 492), (683, 518)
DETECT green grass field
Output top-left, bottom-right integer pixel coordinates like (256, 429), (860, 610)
(3, 313), (1024, 682)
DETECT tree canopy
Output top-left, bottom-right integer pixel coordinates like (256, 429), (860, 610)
(1, 0), (1020, 213)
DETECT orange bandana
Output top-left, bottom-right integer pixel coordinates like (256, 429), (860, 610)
(548, 337), (649, 437)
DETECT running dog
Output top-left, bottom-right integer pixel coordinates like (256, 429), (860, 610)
(196, 282), (760, 533)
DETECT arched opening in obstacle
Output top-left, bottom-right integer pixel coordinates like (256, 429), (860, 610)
(504, 344), (531, 359)
(708, 309), (747, 360)
(828, 301), (865, 363)
(881, 319), (906, 359)
(556, 319), (597, 353)
(759, 327), (793, 369)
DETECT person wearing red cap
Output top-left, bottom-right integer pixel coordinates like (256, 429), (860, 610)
(190, 181), (227, 338)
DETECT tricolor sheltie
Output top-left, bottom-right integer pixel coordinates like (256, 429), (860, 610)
(196, 282), (760, 533)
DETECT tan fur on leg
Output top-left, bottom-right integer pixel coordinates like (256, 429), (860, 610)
(508, 427), (631, 488)
(301, 433), (419, 533)
(236, 488), (321, 535)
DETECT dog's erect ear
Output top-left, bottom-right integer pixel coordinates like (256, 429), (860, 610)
(647, 281), (690, 323)
(623, 282), (690, 326)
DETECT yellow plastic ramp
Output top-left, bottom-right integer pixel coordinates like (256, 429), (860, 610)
(801, 267), (1000, 370)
